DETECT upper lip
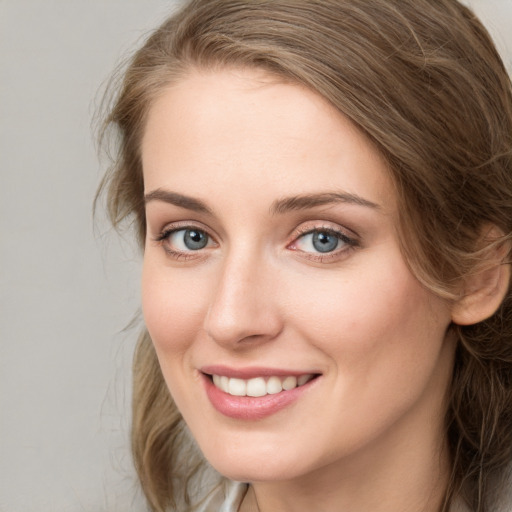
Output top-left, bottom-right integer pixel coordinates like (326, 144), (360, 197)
(200, 365), (320, 379)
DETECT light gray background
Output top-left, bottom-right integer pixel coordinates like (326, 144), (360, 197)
(0, 1), (510, 511)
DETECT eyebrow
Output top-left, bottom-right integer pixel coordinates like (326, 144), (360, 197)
(144, 189), (212, 214)
(144, 189), (379, 215)
(270, 192), (380, 214)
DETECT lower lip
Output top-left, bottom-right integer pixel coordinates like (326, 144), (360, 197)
(202, 374), (317, 420)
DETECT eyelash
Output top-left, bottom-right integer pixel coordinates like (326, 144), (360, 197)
(288, 225), (359, 263)
(153, 222), (359, 263)
(153, 223), (216, 261)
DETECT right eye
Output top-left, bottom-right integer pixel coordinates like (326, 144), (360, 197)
(157, 227), (215, 255)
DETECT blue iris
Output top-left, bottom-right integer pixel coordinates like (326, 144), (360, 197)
(312, 231), (339, 253)
(183, 229), (208, 250)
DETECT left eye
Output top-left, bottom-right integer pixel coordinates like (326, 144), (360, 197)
(165, 228), (211, 251)
(294, 230), (345, 253)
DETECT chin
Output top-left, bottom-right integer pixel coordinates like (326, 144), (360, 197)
(197, 438), (315, 483)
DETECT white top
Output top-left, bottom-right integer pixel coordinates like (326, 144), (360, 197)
(195, 481), (247, 512)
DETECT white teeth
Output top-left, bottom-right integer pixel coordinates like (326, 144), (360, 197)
(247, 377), (266, 397)
(282, 376), (297, 390)
(213, 375), (229, 393)
(266, 376), (282, 394)
(228, 378), (246, 396)
(220, 375), (229, 393)
(211, 374), (314, 397)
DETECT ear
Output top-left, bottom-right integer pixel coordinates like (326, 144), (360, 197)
(451, 227), (510, 326)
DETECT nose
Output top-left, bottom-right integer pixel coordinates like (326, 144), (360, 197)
(203, 252), (283, 349)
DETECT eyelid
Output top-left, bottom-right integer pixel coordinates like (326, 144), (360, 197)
(153, 220), (217, 240)
(152, 221), (218, 260)
(289, 221), (359, 243)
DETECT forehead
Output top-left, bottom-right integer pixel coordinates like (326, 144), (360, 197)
(141, 68), (394, 215)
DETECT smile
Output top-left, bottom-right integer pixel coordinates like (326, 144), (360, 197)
(202, 370), (320, 420)
(211, 374), (316, 397)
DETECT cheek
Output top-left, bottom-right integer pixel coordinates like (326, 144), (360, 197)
(141, 259), (207, 357)
(141, 259), (212, 418)
(284, 251), (451, 375)
(279, 256), (453, 451)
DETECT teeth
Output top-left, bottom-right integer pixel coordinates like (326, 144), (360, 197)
(266, 376), (282, 394)
(282, 376), (297, 390)
(298, 374), (313, 386)
(247, 377), (266, 397)
(228, 378), (246, 396)
(211, 374), (314, 397)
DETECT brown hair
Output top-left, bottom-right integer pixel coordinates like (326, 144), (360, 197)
(97, 1), (512, 510)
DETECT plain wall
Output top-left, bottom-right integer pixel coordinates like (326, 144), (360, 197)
(0, 2), (181, 511)
(0, 1), (510, 511)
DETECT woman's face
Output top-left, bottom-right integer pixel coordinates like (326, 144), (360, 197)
(141, 68), (455, 483)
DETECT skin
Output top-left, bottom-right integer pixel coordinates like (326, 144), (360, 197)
(141, 68), (458, 512)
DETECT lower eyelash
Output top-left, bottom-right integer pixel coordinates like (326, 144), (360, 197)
(164, 249), (197, 260)
(152, 228), (196, 260)
(291, 226), (359, 262)
(307, 244), (356, 262)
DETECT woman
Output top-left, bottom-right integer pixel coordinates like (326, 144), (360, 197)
(97, 0), (512, 511)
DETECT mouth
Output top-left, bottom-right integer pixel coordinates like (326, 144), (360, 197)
(200, 368), (321, 420)
(208, 373), (317, 397)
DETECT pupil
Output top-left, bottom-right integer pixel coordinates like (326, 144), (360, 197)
(184, 229), (208, 250)
(312, 232), (338, 253)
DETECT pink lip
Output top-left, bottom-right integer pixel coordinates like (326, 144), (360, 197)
(200, 368), (319, 421)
